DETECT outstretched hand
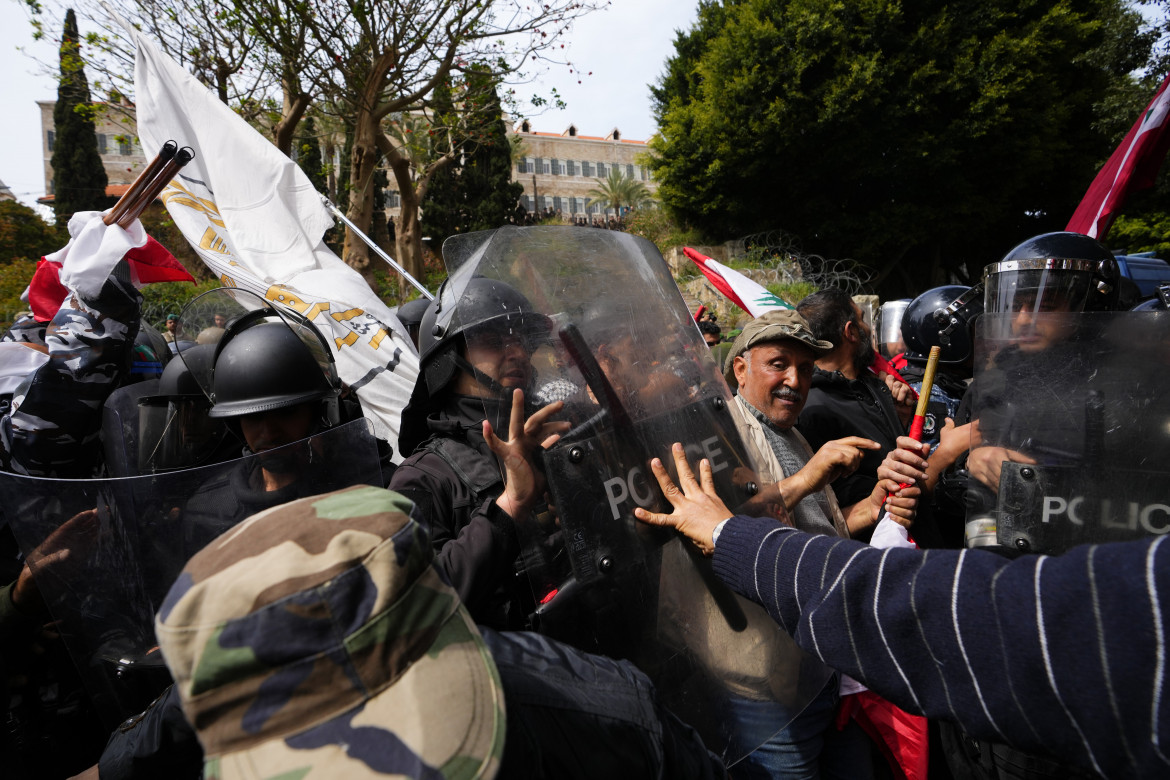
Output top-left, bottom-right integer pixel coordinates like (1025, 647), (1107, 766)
(485, 389), (571, 520)
(633, 442), (734, 556)
(13, 508), (99, 615)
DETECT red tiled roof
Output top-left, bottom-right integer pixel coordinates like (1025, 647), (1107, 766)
(37, 183), (136, 204)
(520, 130), (648, 145)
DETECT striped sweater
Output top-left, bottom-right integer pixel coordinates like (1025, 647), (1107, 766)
(712, 515), (1170, 779)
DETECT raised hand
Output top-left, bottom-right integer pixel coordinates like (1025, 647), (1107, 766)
(633, 442), (734, 556)
(485, 389), (570, 520)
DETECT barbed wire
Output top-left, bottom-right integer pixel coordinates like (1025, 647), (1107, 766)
(729, 229), (874, 296)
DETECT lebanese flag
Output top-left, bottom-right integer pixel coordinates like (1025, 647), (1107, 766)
(1067, 72), (1170, 240)
(684, 247), (794, 316)
(29, 220), (193, 322)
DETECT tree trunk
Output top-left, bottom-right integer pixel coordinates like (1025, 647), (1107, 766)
(273, 91), (310, 157)
(342, 111), (380, 271)
(394, 185), (427, 298)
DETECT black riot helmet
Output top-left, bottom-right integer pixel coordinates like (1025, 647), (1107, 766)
(136, 344), (236, 472)
(398, 276), (550, 458)
(902, 285), (984, 367)
(983, 232), (1121, 315)
(417, 276), (552, 398)
(208, 318), (340, 429)
(395, 297), (430, 349)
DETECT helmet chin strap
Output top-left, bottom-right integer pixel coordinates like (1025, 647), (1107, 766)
(452, 354), (509, 397)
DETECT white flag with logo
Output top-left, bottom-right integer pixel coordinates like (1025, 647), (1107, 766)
(131, 29), (418, 452)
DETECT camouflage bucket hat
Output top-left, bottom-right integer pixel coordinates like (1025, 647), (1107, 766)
(155, 485), (505, 780)
(723, 309), (834, 383)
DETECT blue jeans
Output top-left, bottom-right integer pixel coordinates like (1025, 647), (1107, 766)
(726, 679), (875, 780)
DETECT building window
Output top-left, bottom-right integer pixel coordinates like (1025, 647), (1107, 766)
(521, 120), (531, 133)
(626, 164), (634, 179)
(540, 159), (551, 175)
(47, 130), (55, 152)
(96, 134), (108, 155)
(566, 160), (577, 176)
(542, 195), (553, 210)
(596, 162), (606, 178)
(118, 137), (133, 156)
(386, 191), (401, 208)
(550, 158), (560, 176)
(582, 161), (594, 177)
(568, 124), (577, 137)
(552, 196), (563, 212)
(640, 166), (648, 181)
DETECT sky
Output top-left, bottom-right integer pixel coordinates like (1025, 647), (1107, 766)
(0, 0), (698, 213)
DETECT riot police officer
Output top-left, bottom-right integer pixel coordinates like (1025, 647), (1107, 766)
(390, 277), (568, 630)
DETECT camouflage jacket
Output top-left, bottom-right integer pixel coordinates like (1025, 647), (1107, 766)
(0, 262), (141, 478)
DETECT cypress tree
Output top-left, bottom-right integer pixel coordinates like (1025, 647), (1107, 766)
(50, 8), (108, 224)
(422, 70), (523, 246)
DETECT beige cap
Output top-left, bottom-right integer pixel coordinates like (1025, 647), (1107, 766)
(723, 309), (834, 382)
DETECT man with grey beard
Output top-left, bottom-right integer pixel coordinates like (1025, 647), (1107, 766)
(796, 289), (918, 540)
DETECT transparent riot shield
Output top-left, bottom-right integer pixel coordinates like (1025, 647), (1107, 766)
(965, 311), (1170, 554)
(0, 418), (382, 729)
(441, 226), (831, 764)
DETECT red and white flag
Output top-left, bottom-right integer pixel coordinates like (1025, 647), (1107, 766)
(683, 247), (793, 317)
(1067, 73), (1170, 240)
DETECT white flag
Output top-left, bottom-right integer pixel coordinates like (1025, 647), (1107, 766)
(132, 30), (418, 453)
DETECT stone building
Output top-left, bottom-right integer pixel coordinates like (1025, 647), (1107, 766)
(508, 120), (657, 223)
(36, 102), (655, 224)
(37, 101), (147, 199)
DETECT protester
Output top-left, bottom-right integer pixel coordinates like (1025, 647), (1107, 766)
(718, 307), (925, 776)
(796, 290), (917, 540)
(699, 318), (722, 347)
(634, 442), (1167, 779)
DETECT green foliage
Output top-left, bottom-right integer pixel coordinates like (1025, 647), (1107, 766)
(649, 0), (1154, 298)
(586, 168), (652, 215)
(623, 206), (706, 254)
(140, 277), (226, 329)
(0, 202), (61, 262)
(296, 116), (329, 194)
(1107, 212), (1170, 257)
(0, 258), (39, 331)
(51, 9), (110, 223)
(766, 280), (818, 307)
(421, 72), (525, 246)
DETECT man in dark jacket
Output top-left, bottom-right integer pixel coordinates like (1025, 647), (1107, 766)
(796, 289), (913, 535)
(389, 277), (568, 630)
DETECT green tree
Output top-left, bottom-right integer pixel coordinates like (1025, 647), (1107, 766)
(587, 167), (652, 218)
(421, 71), (524, 247)
(295, 115), (329, 194)
(650, 0), (1153, 296)
(51, 8), (109, 224)
(0, 202), (60, 263)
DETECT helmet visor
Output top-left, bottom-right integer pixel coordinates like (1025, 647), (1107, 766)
(984, 259), (1097, 315)
(138, 397), (233, 472)
(876, 300), (909, 358)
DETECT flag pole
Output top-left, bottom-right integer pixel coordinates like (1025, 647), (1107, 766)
(319, 195), (433, 301)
